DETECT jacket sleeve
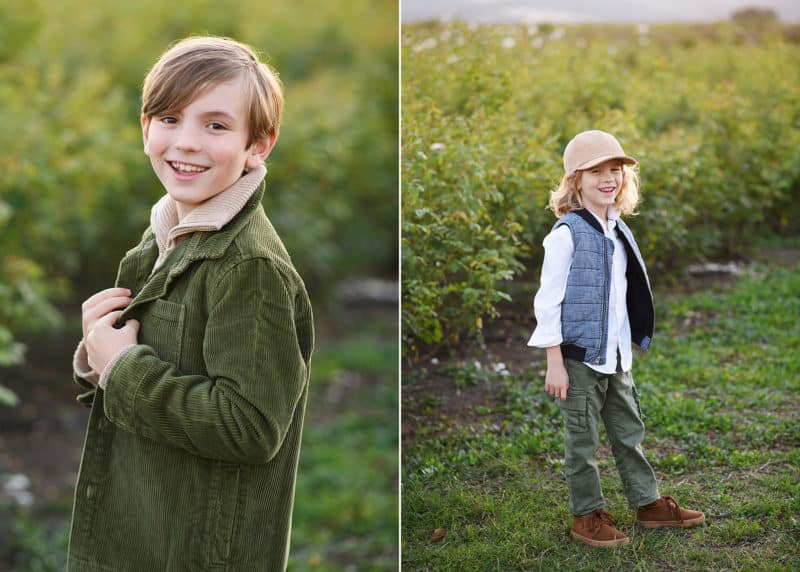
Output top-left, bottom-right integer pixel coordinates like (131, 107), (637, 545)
(101, 258), (309, 464)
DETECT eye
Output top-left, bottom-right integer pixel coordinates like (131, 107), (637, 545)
(208, 121), (228, 131)
(158, 116), (178, 124)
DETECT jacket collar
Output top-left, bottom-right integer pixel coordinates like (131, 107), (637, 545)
(150, 165), (266, 270)
(117, 173), (268, 320)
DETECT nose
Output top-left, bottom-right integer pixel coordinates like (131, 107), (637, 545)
(173, 122), (201, 153)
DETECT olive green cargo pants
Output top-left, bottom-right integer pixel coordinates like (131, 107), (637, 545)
(560, 358), (660, 516)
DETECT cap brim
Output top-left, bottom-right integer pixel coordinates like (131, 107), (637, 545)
(574, 154), (637, 172)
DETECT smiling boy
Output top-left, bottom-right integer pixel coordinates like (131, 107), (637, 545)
(69, 37), (313, 571)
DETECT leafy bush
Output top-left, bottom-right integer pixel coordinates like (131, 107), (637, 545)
(0, 0), (397, 371)
(402, 20), (800, 355)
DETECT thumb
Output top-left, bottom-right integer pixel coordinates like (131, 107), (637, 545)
(125, 319), (140, 335)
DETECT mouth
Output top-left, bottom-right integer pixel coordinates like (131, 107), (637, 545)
(168, 160), (210, 176)
(599, 186), (616, 195)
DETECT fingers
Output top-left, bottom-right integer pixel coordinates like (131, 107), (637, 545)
(544, 381), (570, 400)
(96, 310), (124, 328)
(124, 319), (140, 335)
(82, 288), (132, 310)
(87, 296), (132, 322)
(82, 289), (132, 336)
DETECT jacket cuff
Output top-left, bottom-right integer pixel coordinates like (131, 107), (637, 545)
(73, 339), (100, 386)
(101, 344), (153, 433)
(98, 344), (137, 390)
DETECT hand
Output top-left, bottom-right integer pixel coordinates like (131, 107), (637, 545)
(81, 288), (133, 340)
(544, 362), (570, 401)
(86, 311), (140, 375)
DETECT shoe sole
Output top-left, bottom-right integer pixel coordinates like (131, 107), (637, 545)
(571, 530), (630, 547)
(638, 514), (706, 529)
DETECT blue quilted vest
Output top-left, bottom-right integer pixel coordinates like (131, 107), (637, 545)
(555, 209), (654, 366)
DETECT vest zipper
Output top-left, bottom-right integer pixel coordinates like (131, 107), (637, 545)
(597, 237), (609, 364)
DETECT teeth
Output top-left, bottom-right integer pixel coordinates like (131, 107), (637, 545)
(171, 162), (207, 173)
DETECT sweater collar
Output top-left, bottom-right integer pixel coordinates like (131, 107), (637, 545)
(149, 165), (267, 269)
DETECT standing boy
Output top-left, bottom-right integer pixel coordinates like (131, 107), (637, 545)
(69, 36), (313, 571)
(528, 130), (704, 547)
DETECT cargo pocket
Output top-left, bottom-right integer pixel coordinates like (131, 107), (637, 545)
(631, 385), (644, 420)
(561, 394), (588, 433)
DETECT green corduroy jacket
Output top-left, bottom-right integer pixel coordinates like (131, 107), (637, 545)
(68, 183), (313, 572)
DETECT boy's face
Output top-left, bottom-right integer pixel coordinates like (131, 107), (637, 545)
(141, 78), (276, 217)
(578, 159), (623, 217)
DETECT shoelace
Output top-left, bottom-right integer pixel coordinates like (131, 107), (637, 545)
(590, 509), (617, 533)
(661, 495), (683, 521)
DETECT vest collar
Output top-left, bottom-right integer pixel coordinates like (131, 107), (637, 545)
(574, 208), (605, 234)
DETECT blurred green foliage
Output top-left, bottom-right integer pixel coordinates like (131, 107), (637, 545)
(0, 0), (397, 368)
(402, 19), (800, 355)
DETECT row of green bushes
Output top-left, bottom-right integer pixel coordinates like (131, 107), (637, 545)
(402, 20), (800, 355)
(0, 0), (397, 375)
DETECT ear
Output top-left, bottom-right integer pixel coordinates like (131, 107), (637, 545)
(141, 114), (151, 156)
(245, 133), (278, 169)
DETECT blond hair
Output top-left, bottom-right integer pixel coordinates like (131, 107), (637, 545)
(548, 164), (640, 217)
(141, 36), (283, 147)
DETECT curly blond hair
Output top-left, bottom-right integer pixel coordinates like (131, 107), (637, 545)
(548, 163), (640, 217)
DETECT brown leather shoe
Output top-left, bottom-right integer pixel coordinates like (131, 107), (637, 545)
(637, 496), (706, 528)
(571, 509), (630, 547)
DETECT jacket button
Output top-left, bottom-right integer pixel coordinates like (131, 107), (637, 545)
(86, 485), (94, 499)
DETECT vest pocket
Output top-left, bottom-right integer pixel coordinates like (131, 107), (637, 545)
(561, 395), (588, 433)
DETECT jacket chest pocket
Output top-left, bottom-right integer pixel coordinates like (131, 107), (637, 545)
(139, 298), (186, 367)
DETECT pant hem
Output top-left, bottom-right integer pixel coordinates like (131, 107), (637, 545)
(635, 493), (662, 509)
(573, 504), (605, 517)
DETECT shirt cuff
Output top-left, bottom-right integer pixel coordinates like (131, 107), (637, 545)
(98, 345), (137, 390)
(73, 339), (100, 386)
(527, 328), (563, 348)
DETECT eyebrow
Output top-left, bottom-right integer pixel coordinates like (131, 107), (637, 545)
(199, 110), (237, 123)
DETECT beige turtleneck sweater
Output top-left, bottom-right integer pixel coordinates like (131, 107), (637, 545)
(73, 165), (267, 388)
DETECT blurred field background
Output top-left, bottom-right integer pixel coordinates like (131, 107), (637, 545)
(401, 7), (800, 571)
(0, 0), (398, 570)
(402, 9), (800, 353)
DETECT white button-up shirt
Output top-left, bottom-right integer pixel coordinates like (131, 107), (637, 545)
(527, 208), (632, 374)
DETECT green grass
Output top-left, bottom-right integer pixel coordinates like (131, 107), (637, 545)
(402, 265), (800, 571)
(290, 318), (399, 571)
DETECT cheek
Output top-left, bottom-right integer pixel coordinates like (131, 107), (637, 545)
(145, 130), (170, 155)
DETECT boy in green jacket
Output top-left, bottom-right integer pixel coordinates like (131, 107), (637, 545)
(69, 36), (313, 571)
